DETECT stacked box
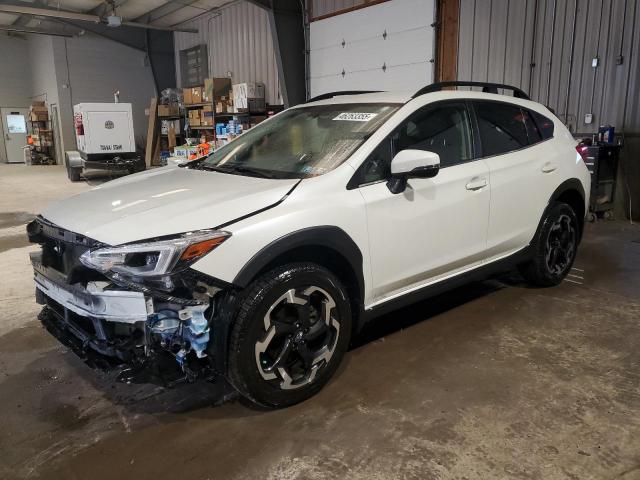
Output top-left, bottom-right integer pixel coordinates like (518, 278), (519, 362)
(203, 78), (232, 102)
(188, 109), (201, 126)
(158, 104), (179, 117)
(201, 105), (214, 126)
(191, 86), (202, 103)
(183, 88), (193, 104)
(174, 145), (199, 158)
(232, 83), (265, 113)
(161, 119), (180, 135)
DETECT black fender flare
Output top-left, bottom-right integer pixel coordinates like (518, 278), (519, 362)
(212, 227), (364, 377)
(233, 226), (365, 300)
(549, 178), (586, 206)
(530, 178), (586, 246)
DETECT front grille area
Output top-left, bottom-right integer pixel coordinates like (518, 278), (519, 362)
(28, 216), (109, 284)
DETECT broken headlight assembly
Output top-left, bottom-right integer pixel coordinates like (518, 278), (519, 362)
(79, 230), (230, 286)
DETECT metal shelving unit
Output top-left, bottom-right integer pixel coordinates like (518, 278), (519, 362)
(29, 117), (56, 165)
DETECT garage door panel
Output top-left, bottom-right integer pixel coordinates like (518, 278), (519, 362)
(310, 0), (435, 97)
(313, 63), (432, 95)
(310, 28), (433, 75)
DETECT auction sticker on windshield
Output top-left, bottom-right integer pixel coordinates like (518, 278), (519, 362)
(333, 112), (378, 122)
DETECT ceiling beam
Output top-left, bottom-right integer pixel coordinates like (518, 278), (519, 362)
(0, 4), (102, 23)
(0, 24), (75, 37)
(0, 1), (198, 32)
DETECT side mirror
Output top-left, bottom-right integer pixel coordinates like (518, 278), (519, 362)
(387, 149), (440, 194)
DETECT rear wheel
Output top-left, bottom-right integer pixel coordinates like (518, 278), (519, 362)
(227, 263), (352, 408)
(67, 166), (82, 182)
(519, 202), (579, 286)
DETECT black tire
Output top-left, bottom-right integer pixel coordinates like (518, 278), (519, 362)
(518, 202), (579, 287)
(227, 263), (352, 408)
(67, 166), (82, 182)
(133, 159), (146, 173)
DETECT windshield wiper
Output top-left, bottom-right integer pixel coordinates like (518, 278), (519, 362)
(204, 164), (274, 178)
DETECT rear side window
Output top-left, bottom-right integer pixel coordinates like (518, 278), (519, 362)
(530, 110), (554, 140)
(474, 101), (529, 157)
(522, 109), (542, 144)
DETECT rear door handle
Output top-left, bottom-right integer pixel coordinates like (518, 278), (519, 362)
(542, 162), (557, 173)
(465, 177), (487, 191)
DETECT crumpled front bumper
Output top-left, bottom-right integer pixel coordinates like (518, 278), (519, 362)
(33, 265), (151, 324)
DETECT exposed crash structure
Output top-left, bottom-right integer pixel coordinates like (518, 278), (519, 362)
(28, 216), (233, 384)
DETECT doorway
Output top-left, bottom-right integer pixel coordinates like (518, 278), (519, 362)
(1, 107), (29, 164)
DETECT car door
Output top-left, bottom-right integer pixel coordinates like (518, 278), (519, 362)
(472, 101), (559, 260)
(354, 101), (491, 305)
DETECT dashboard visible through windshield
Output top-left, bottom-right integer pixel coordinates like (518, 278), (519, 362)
(194, 103), (400, 179)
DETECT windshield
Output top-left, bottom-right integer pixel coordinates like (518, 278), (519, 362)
(196, 103), (399, 179)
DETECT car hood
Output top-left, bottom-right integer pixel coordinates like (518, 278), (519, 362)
(40, 167), (299, 245)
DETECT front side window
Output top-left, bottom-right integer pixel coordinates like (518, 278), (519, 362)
(393, 102), (473, 168)
(351, 102), (474, 186)
(196, 103), (399, 179)
(474, 101), (529, 157)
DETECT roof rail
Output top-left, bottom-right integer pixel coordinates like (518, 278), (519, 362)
(412, 81), (530, 100)
(306, 90), (383, 103)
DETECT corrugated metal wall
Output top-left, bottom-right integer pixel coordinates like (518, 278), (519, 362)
(173, 1), (282, 105)
(457, 0), (640, 134)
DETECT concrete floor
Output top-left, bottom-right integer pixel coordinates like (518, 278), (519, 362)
(1, 163), (639, 480)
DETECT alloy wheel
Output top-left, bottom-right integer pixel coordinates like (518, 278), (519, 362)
(255, 286), (340, 390)
(545, 213), (576, 276)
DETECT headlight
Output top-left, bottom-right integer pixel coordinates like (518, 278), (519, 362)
(79, 230), (230, 277)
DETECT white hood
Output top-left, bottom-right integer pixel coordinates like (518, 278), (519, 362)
(40, 167), (299, 245)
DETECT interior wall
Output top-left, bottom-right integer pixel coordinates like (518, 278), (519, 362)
(0, 35), (32, 163)
(457, 0), (640, 220)
(457, 0), (640, 135)
(173, 1), (282, 105)
(50, 34), (156, 156)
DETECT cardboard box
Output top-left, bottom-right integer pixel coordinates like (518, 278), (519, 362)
(158, 104), (179, 117)
(30, 112), (48, 122)
(161, 119), (180, 135)
(204, 78), (232, 102)
(201, 110), (214, 126)
(30, 102), (48, 113)
(174, 145), (199, 158)
(190, 117), (201, 126)
(232, 83), (265, 100)
(248, 98), (266, 113)
(191, 86), (203, 104)
(183, 88), (193, 104)
(233, 83), (265, 111)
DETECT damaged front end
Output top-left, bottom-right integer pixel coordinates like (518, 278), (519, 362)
(28, 216), (235, 386)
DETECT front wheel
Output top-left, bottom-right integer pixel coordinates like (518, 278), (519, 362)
(227, 263), (352, 408)
(519, 202), (579, 287)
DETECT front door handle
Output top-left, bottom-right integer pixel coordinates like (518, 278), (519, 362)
(466, 176), (487, 191)
(541, 162), (557, 173)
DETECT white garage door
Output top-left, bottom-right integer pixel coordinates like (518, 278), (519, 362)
(309, 0), (436, 98)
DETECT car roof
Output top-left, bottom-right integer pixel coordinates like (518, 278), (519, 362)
(303, 91), (412, 106)
(301, 90), (548, 113)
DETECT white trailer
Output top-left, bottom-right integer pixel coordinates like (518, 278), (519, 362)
(66, 102), (145, 181)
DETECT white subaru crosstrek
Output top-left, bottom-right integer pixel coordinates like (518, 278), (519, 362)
(29, 82), (591, 408)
